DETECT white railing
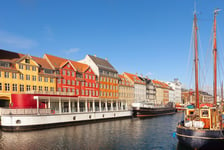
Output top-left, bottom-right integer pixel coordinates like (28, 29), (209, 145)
(0, 108), (51, 115)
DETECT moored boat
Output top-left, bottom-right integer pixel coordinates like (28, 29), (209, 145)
(176, 9), (224, 149)
(132, 101), (176, 117)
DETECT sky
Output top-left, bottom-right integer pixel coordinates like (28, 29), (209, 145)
(1, 0), (224, 90)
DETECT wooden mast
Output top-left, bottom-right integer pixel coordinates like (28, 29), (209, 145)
(193, 12), (200, 109)
(213, 9), (219, 105)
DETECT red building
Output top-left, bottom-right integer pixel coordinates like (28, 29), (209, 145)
(44, 54), (99, 98)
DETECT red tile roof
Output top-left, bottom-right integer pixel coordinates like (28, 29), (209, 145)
(44, 54), (67, 69)
(152, 80), (170, 89)
(123, 72), (145, 85)
(70, 60), (89, 73)
(119, 74), (134, 87)
(31, 56), (53, 69)
(45, 54), (90, 73)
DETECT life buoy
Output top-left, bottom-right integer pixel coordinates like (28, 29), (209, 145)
(51, 109), (55, 114)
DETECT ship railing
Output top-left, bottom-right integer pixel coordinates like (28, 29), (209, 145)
(0, 108), (51, 115)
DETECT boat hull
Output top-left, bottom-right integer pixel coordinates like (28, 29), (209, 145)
(0, 111), (132, 132)
(132, 107), (176, 117)
(176, 125), (224, 149)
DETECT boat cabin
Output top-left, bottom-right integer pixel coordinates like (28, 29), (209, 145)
(184, 106), (222, 129)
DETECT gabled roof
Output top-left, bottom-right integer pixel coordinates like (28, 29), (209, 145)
(45, 54), (90, 73)
(88, 55), (117, 73)
(31, 56), (53, 70)
(44, 54), (67, 69)
(0, 49), (25, 63)
(118, 74), (134, 87)
(123, 72), (145, 85)
(70, 60), (89, 73)
(152, 80), (170, 89)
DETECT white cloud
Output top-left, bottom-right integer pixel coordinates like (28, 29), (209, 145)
(0, 30), (37, 49)
(64, 48), (80, 54)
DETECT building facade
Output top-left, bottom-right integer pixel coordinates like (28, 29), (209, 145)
(80, 55), (127, 110)
(0, 49), (57, 107)
(118, 74), (135, 109)
(123, 72), (146, 102)
(166, 79), (182, 104)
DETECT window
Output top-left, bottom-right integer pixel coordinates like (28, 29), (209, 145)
(57, 79), (61, 84)
(26, 85), (31, 91)
(58, 88), (61, 92)
(33, 86), (37, 91)
(72, 80), (75, 85)
(76, 89), (79, 95)
(85, 82), (88, 87)
(89, 75), (91, 79)
(89, 90), (91, 96)
(20, 74), (24, 80)
(12, 84), (17, 91)
(26, 75), (30, 80)
(39, 77), (42, 82)
(39, 86), (42, 91)
(50, 78), (54, 83)
(96, 83), (98, 88)
(20, 84), (24, 92)
(85, 74), (88, 79)
(12, 73), (17, 79)
(44, 77), (48, 82)
(76, 81), (79, 86)
(32, 66), (36, 71)
(50, 87), (54, 91)
(85, 90), (88, 95)
(25, 59), (30, 64)
(89, 83), (91, 87)
(4, 72), (9, 78)
(32, 75), (36, 81)
(63, 79), (66, 84)
(67, 71), (70, 76)
(96, 91), (98, 96)
(67, 64), (70, 68)
(82, 90), (84, 95)
(72, 72), (74, 77)
(0, 83), (1, 91)
(92, 83), (95, 87)
(44, 87), (48, 91)
(63, 70), (66, 75)
(67, 80), (70, 85)
(26, 65), (30, 70)
(19, 64), (23, 69)
(0, 71), (1, 77)
(63, 88), (66, 92)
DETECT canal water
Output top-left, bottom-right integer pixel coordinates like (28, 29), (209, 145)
(0, 113), (195, 150)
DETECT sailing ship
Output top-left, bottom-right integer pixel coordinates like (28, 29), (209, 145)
(132, 101), (176, 117)
(176, 9), (224, 149)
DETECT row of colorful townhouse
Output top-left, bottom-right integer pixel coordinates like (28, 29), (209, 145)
(0, 49), (182, 112)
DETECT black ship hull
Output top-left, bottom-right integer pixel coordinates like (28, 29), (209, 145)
(176, 125), (224, 149)
(132, 107), (176, 117)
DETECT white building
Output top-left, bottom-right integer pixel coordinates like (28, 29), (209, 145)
(166, 78), (182, 104)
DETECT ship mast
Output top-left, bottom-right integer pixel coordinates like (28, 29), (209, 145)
(213, 9), (220, 105)
(193, 12), (200, 108)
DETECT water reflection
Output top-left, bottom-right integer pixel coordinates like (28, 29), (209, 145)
(0, 113), (187, 150)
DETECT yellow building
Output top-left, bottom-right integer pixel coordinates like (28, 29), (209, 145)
(0, 49), (57, 107)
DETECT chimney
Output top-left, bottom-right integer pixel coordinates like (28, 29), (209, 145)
(105, 57), (108, 61)
(94, 54), (96, 57)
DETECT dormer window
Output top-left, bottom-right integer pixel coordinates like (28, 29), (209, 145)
(25, 59), (30, 64)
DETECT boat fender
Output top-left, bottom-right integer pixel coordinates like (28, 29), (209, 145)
(51, 109), (55, 114)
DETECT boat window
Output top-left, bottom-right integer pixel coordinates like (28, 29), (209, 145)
(201, 110), (209, 117)
(188, 110), (194, 115)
